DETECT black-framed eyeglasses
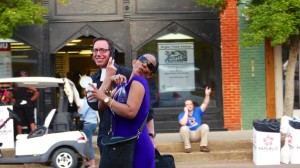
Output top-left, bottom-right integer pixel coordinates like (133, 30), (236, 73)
(91, 48), (110, 54)
(138, 56), (155, 73)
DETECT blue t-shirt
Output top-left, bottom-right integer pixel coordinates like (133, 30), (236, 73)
(178, 107), (204, 131)
(79, 97), (98, 124)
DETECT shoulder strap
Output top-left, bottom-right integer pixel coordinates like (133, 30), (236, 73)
(135, 113), (148, 138)
(138, 113), (148, 133)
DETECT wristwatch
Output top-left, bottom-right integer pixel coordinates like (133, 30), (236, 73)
(149, 132), (156, 138)
(104, 97), (110, 104)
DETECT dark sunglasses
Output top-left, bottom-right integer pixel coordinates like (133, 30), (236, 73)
(138, 56), (155, 73)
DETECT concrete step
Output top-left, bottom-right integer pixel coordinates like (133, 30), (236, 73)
(157, 140), (252, 152)
(154, 131), (254, 166)
(157, 141), (252, 164)
(167, 149), (252, 162)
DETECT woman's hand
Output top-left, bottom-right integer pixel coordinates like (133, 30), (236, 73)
(87, 83), (106, 102)
(110, 74), (127, 86)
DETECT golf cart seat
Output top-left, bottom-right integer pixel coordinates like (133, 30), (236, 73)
(16, 109), (56, 140)
(43, 109), (57, 129)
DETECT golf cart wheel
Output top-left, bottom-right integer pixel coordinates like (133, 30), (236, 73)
(52, 148), (78, 168)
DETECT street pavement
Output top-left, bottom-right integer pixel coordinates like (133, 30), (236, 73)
(1, 131), (300, 167)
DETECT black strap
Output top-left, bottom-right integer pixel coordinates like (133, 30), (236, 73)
(138, 113), (148, 134)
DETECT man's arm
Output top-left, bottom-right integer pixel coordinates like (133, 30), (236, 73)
(27, 86), (39, 102)
(200, 87), (211, 112)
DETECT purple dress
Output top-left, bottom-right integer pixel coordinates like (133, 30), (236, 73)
(110, 76), (155, 168)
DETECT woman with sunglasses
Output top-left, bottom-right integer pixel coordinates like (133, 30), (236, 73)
(88, 53), (158, 168)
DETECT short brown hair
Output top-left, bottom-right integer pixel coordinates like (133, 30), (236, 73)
(92, 37), (115, 57)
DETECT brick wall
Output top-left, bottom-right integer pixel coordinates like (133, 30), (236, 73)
(220, 0), (241, 130)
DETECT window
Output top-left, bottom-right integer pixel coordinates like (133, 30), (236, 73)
(138, 34), (216, 108)
(0, 39), (39, 77)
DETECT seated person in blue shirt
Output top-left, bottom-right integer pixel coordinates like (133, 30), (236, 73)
(178, 87), (211, 153)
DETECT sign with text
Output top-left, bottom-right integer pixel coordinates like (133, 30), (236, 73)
(287, 126), (300, 164)
(0, 105), (14, 149)
(0, 43), (12, 77)
(253, 128), (280, 165)
(158, 42), (195, 92)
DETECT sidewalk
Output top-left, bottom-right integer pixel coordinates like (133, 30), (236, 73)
(91, 130), (254, 144)
(3, 130), (300, 168)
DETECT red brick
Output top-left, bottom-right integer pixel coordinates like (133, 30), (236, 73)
(220, 0), (241, 130)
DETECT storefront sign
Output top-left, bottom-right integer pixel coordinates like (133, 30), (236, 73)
(158, 42), (195, 92)
(0, 42), (12, 78)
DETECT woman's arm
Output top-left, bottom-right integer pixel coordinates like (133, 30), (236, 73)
(109, 80), (145, 119)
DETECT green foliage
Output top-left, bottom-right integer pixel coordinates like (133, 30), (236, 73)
(194, 0), (227, 14)
(194, 0), (300, 46)
(0, 0), (70, 39)
(0, 0), (48, 39)
(240, 0), (300, 46)
(0, 0), (48, 38)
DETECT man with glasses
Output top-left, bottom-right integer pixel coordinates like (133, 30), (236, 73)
(87, 37), (157, 162)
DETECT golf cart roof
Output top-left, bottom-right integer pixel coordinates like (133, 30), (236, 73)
(0, 77), (81, 109)
(0, 77), (64, 88)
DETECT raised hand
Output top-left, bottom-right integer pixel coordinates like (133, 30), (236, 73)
(106, 57), (117, 78)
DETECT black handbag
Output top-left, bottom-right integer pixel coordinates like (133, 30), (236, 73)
(99, 114), (148, 168)
(155, 149), (176, 168)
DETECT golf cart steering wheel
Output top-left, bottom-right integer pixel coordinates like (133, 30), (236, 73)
(6, 107), (21, 122)
(27, 126), (47, 139)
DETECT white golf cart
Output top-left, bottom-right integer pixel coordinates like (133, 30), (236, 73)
(0, 77), (88, 168)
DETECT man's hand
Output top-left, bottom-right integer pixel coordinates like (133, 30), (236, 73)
(201, 87), (211, 112)
(205, 87), (211, 96)
(106, 57), (117, 77)
(184, 106), (188, 113)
